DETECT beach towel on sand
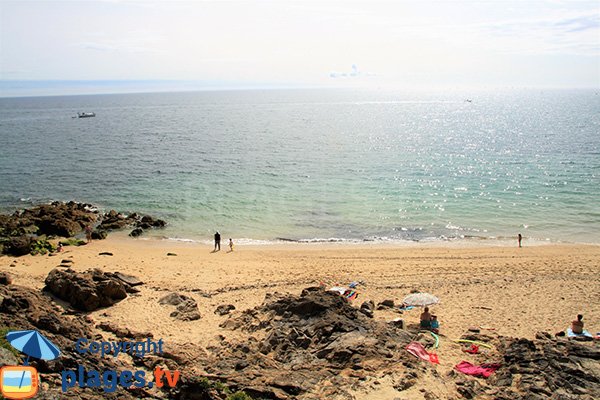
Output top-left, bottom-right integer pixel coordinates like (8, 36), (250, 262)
(567, 328), (593, 338)
(455, 361), (501, 378)
(406, 342), (439, 364)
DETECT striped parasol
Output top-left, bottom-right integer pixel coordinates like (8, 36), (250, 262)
(402, 292), (439, 307)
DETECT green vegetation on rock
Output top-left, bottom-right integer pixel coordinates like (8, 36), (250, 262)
(0, 327), (21, 358)
(30, 239), (56, 255)
(59, 238), (87, 247)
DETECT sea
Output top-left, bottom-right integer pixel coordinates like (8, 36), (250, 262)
(0, 88), (599, 245)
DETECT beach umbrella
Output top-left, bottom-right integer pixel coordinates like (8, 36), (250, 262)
(402, 292), (439, 307)
(6, 330), (60, 363)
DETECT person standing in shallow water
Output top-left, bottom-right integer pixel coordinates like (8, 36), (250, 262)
(518, 233), (522, 248)
(214, 231), (221, 251)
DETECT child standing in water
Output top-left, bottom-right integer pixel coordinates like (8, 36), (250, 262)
(229, 238), (234, 252)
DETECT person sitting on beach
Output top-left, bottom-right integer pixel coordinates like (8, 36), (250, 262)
(56, 242), (63, 252)
(420, 307), (432, 329)
(430, 315), (440, 333)
(228, 238), (234, 252)
(572, 314), (584, 334)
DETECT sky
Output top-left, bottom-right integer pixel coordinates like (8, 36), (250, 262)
(0, 0), (599, 93)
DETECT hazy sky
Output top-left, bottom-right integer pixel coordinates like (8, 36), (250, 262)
(1, 0), (599, 88)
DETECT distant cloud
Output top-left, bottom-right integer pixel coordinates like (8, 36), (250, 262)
(475, 12), (600, 55)
(330, 64), (374, 78)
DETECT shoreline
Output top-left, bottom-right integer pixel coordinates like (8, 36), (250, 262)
(129, 231), (591, 249)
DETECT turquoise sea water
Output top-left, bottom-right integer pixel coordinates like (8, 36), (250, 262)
(0, 89), (599, 244)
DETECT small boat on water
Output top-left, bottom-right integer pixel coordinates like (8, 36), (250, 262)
(77, 112), (95, 118)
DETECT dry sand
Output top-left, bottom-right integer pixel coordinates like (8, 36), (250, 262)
(2, 237), (599, 397)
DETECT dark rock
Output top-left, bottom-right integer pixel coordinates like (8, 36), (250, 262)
(159, 292), (187, 306)
(377, 299), (395, 309)
(215, 304), (236, 315)
(4, 236), (34, 256)
(360, 300), (375, 318)
(99, 252), (113, 256)
(170, 299), (201, 321)
(129, 228), (143, 237)
(38, 216), (81, 237)
(139, 215), (167, 228)
(111, 272), (143, 286)
(212, 287), (415, 397)
(0, 272), (13, 285)
(159, 292), (201, 321)
(167, 252), (177, 256)
(44, 268), (127, 311)
(91, 229), (108, 240)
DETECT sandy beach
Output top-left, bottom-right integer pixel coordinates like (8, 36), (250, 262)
(2, 238), (599, 398)
(5, 238), (599, 341)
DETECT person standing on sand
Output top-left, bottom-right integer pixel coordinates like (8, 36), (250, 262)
(214, 231), (221, 251)
(228, 238), (234, 252)
(85, 225), (93, 243)
(518, 233), (522, 248)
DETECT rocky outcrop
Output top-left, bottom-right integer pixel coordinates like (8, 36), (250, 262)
(205, 287), (418, 398)
(44, 268), (128, 311)
(3, 236), (35, 256)
(0, 284), (152, 399)
(100, 210), (166, 237)
(1, 202), (167, 255)
(475, 333), (600, 399)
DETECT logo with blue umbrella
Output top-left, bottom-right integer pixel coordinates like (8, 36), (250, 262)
(0, 330), (60, 399)
(6, 330), (61, 364)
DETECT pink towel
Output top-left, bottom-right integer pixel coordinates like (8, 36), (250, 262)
(455, 361), (501, 378)
(406, 342), (440, 364)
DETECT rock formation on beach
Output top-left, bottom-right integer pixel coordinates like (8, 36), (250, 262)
(0, 201), (166, 256)
(44, 268), (130, 311)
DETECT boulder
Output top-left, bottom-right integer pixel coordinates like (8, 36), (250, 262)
(111, 272), (143, 287)
(129, 228), (143, 237)
(0, 272), (12, 285)
(91, 229), (108, 240)
(170, 299), (201, 321)
(44, 268), (127, 311)
(159, 292), (201, 321)
(360, 300), (375, 318)
(38, 216), (81, 237)
(377, 299), (395, 309)
(159, 292), (187, 306)
(215, 304), (236, 315)
(139, 215), (167, 228)
(4, 236), (34, 256)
